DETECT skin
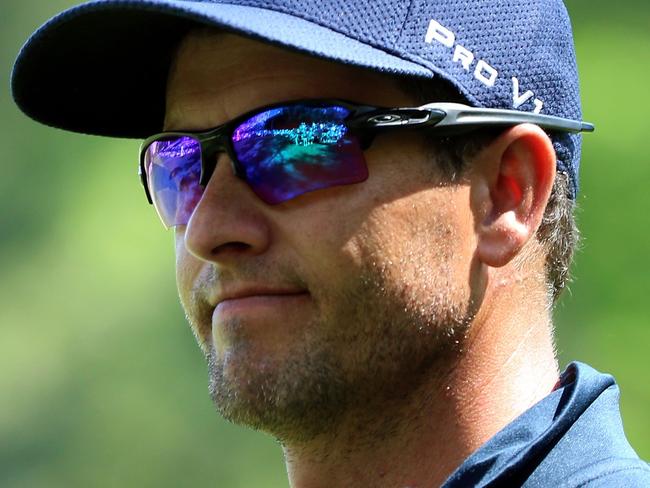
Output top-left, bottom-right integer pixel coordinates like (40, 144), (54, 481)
(168, 30), (560, 488)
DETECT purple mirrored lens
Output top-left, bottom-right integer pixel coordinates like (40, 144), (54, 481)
(144, 136), (202, 227)
(231, 105), (368, 204)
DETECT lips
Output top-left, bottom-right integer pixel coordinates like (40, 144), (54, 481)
(211, 288), (311, 331)
(213, 286), (309, 308)
(212, 285), (310, 319)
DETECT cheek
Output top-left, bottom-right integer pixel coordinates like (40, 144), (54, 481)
(352, 188), (474, 294)
(174, 230), (200, 304)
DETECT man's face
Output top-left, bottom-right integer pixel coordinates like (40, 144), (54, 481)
(169, 31), (481, 441)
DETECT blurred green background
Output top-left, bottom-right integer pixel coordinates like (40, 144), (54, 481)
(1, 1), (648, 486)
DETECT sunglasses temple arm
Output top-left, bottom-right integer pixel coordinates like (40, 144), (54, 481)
(421, 103), (595, 134)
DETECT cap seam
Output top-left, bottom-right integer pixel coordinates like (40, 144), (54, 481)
(392, 0), (414, 50)
(222, 1), (426, 68)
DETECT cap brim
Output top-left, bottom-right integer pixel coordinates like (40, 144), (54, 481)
(11, 0), (433, 138)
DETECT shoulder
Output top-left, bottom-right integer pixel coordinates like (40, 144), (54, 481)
(559, 458), (650, 487)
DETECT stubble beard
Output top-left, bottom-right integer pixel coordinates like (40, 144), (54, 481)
(206, 251), (475, 445)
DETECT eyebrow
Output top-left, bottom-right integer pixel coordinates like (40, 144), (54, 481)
(163, 107), (207, 132)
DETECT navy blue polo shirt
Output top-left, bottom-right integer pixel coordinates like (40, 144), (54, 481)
(442, 362), (650, 487)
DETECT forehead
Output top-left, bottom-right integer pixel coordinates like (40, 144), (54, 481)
(164, 29), (417, 130)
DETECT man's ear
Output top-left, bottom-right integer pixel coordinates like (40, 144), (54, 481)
(470, 123), (556, 268)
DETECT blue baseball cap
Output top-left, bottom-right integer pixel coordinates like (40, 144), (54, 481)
(11, 0), (586, 196)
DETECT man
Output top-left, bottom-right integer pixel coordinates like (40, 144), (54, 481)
(11, 0), (649, 486)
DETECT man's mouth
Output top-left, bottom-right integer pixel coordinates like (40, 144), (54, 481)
(210, 286), (311, 326)
(214, 291), (309, 318)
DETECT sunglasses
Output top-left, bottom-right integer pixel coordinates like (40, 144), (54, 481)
(139, 99), (594, 228)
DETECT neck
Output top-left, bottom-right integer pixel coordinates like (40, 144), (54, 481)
(282, 282), (560, 488)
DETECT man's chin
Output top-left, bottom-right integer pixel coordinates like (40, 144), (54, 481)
(206, 345), (350, 441)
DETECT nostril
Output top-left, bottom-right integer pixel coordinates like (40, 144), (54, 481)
(211, 241), (252, 256)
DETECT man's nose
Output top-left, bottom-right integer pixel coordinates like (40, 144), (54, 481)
(182, 155), (271, 262)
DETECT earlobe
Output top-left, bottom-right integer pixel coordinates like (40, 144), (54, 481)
(473, 124), (556, 268)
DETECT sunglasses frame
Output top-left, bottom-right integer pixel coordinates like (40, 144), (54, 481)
(139, 98), (594, 218)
